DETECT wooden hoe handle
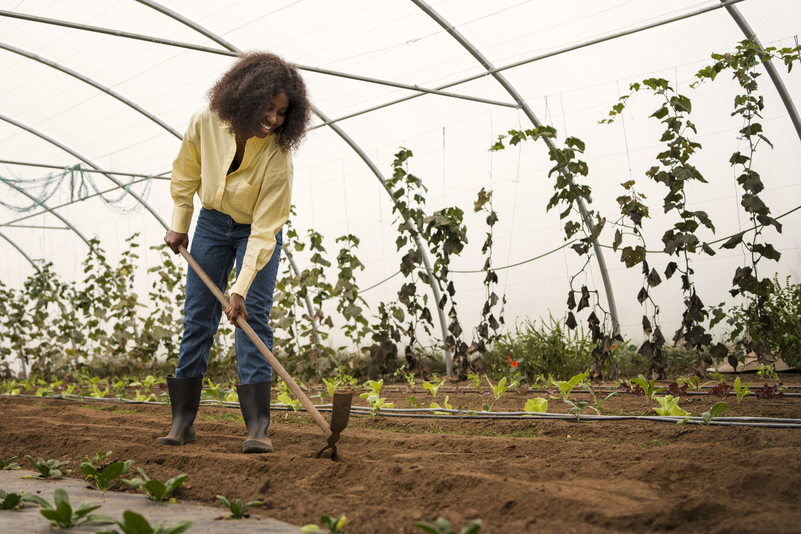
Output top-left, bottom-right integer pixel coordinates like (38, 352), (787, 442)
(178, 245), (333, 439)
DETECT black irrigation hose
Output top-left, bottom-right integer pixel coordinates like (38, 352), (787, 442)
(6, 394), (800, 429)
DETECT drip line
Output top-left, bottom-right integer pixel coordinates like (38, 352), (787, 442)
(5, 394), (800, 428)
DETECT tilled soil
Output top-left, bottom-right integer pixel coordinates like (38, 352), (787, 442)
(1, 372), (800, 533)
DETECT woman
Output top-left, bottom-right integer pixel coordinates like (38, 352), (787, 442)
(158, 52), (311, 453)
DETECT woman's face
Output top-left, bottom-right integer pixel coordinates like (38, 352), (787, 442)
(253, 92), (289, 138)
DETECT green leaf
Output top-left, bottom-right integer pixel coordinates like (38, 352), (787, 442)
(413, 523), (441, 534)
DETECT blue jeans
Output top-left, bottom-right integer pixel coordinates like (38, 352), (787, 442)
(175, 208), (282, 384)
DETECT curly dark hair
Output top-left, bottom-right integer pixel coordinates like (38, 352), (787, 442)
(208, 52), (312, 152)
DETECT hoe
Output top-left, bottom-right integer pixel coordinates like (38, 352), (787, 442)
(179, 245), (352, 459)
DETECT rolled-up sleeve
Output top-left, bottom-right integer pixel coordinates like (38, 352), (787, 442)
(170, 113), (203, 233)
(230, 157), (293, 299)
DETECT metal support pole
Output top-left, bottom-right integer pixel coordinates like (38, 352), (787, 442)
(722, 1), (801, 142)
(0, 231), (41, 273)
(412, 0), (621, 333)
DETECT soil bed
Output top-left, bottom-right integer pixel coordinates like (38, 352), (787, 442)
(2, 371), (801, 533)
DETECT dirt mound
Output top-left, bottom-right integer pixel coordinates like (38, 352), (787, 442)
(2, 377), (800, 533)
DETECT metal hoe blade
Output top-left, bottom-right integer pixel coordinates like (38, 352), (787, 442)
(316, 392), (353, 459)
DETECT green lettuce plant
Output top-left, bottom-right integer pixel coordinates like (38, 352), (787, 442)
(524, 398), (548, 414)
(1, 456), (20, 470)
(550, 372), (588, 402)
(122, 469), (188, 503)
(96, 510), (193, 534)
(23, 456), (70, 478)
(81, 459), (135, 491)
(216, 495), (261, 519)
(653, 395), (691, 417)
(430, 395), (452, 415)
(36, 488), (112, 529)
(701, 402), (728, 426)
(0, 489), (48, 510)
(629, 375), (664, 401)
(302, 513), (347, 533)
(734, 376), (752, 403)
(422, 376), (445, 399)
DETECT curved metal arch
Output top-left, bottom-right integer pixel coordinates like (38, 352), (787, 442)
(0, 113), (169, 230)
(722, 2), (801, 142)
(134, 0), (455, 374)
(1, 32), (326, 346)
(0, 41), (182, 140)
(0, 230), (41, 273)
(0, 175), (106, 264)
(412, 0), (621, 334)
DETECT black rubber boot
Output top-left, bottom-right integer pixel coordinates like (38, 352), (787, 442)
(156, 375), (203, 446)
(236, 381), (273, 453)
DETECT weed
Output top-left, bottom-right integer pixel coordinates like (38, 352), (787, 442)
(111, 409), (138, 414)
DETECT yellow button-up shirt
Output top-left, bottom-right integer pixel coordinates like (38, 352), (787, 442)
(170, 105), (293, 299)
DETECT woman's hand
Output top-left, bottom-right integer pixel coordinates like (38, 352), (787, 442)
(164, 230), (189, 254)
(225, 293), (248, 327)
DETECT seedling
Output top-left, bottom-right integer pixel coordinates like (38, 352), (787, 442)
(708, 381), (733, 398)
(128, 375), (165, 393)
(81, 459), (135, 491)
(216, 494), (261, 519)
(35, 380), (62, 397)
(414, 517), (482, 534)
(96, 510), (192, 534)
(363, 394), (394, 416)
(201, 379), (238, 405)
(36, 487), (111, 529)
(665, 382), (689, 397)
(122, 468), (188, 503)
(581, 383), (618, 413)
(467, 373), (482, 390)
(701, 402), (728, 426)
(485, 377), (510, 402)
(430, 395), (452, 415)
(23, 456), (70, 478)
(564, 399), (597, 422)
(394, 365), (416, 388)
(1, 456), (20, 470)
(756, 364), (780, 383)
(0, 489), (46, 510)
(322, 377), (342, 400)
(524, 398), (548, 414)
(302, 513), (347, 533)
(629, 375), (664, 401)
(677, 376), (702, 391)
(276, 381), (302, 412)
(132, 390), (157, 402)
(733, 376), (752, 403)
(406, 395), (423, 408)
(755, 383), (785, 399)
(82, 450), (112, 466)
(361, 379), (384, 398)
(653, 395), (691, 417)
(550, 372), (589, 402)
(422, 376), (446, 399)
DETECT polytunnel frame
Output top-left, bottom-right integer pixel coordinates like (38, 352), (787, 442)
(1, 0), (799, 376)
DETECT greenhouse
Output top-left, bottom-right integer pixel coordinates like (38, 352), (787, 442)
(1, 1), (800, 533)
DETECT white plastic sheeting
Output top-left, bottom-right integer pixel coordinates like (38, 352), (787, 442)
(0, 0), (799, 346)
